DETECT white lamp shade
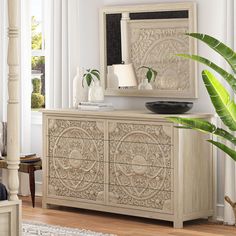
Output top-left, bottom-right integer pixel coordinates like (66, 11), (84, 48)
(113, 63), (137, 87)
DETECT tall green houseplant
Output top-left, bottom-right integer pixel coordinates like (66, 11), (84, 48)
(168, 33), (236, 222)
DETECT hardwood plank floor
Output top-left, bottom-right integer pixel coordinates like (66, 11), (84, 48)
(22, 196), (236, 236)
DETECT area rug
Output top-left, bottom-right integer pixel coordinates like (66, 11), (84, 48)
(22, 221), (116, 236)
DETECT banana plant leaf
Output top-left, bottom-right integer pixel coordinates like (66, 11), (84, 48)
(177, 54), (236, 93)
(202, 70), (236, 131)
(208, 140), (236, 162)
(168, 117), (216, 132)
(187, 33), (236, 73)
(168, 117), (236, 146)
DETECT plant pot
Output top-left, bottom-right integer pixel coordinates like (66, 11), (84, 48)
(88, 81), (104, 102)
(138, 79), (153, 90)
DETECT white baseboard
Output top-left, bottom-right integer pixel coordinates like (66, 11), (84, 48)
(35, 181), (42, 197)
(216, 204), (224, 222)
(31, 111), (42, 125)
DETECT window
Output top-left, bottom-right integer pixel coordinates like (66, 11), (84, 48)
(31, 0), (45, 109)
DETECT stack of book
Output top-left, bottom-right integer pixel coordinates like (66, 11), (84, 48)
(78, 102), (114, 111)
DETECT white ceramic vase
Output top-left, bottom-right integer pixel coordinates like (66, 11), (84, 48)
(72, 67), (88, 108)
(138, 79), (153, 90)
(88, 81), (104, 102)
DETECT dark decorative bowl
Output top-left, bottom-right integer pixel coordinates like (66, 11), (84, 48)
(145, 101), (193, 114)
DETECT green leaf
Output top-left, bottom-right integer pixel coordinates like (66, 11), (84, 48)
(91, 69), (100, 74)
(151, 69), (158, 81)
(168, 117), (216, 133)
(91, 70), (100, 80)
(208, 140), (236, 161)
(138, 66), (158, 82)
(86, 73), (93, 86)
(168, 117), (236, 146)
(146, 69), (152, 82)
(173, 126), (195, 129)
(187, 33), (236, 73)
(202, 70), (236, 131)
(177, 54), (236, 94)
(138, 66), (150, 70)
(214, 128), (236, 145)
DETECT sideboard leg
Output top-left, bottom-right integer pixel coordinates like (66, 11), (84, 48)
(174, 220), (183, 228)
(42, 201), (50, 209)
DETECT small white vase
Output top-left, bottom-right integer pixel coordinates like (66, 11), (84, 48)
(138, 79), (153, 90)
(88, 81), (104, 102)
(72, 67), (87, 108)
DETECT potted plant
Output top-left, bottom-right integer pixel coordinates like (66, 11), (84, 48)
(82, 69), (104, 102)
(82, 69), (100, 87)
(138, 66), (157, 90)
(168, 33), (236, 224)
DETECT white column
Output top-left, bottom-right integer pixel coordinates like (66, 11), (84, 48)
(121, 12), (130, 64)
(7, 0), (20, 201)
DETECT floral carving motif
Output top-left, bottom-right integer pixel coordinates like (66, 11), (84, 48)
(128, 19), (190, 92)
(108, 122), (173, 211)
(48, 118), (105, 202)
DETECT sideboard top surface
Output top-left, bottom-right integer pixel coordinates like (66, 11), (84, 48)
(42, 109), (214, 121)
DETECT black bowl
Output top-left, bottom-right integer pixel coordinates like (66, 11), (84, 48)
(145, 101), (193, 114)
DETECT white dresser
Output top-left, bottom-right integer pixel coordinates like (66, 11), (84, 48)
(42, 110), (214, 228)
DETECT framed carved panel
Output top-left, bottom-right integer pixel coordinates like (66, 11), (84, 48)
(107, 120), (173, 213)
(46, 118), (105, 203)
(100, 2), (197, 98)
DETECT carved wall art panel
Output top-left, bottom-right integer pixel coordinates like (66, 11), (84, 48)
(47, 118), (105, 202)
(108, 121), (173, 212)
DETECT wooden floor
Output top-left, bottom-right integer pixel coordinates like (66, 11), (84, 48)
(22, 196), (236, 236)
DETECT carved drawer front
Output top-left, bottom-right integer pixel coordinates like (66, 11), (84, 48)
(107, 121), (173, 213)
(108, 121), (173, 145)
(46, 118), (105, 203)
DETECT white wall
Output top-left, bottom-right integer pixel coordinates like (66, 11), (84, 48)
(31, 0), (227, 218)
(78, 0), (104, 68)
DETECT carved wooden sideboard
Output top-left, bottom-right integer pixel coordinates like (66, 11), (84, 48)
(42, 110), (214, 228)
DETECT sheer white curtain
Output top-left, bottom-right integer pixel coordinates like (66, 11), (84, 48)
(222, 0), (236, 225)
(45, 0), (80, 109)
(19, 0), (32, 195)
(21, 0), (31, 154)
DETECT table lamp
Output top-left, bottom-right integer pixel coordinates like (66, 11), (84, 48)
(113, 63), (137, 88)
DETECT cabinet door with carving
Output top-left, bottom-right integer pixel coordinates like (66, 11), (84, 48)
(108, 120), (173, 213)
(46, 117), (105, 203)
